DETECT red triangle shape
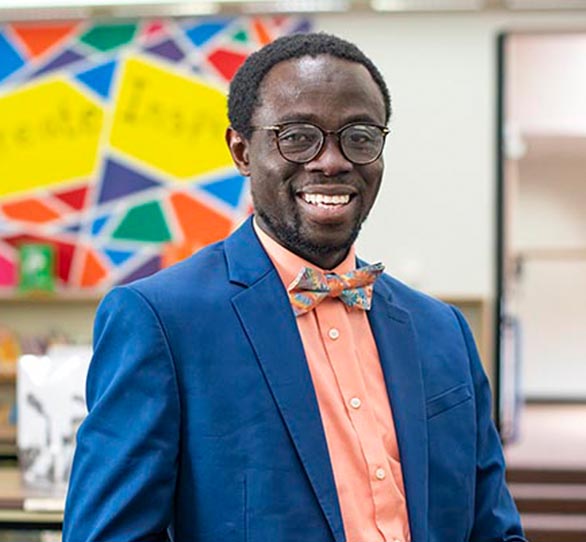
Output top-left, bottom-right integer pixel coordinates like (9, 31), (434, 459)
(207, 49), (248, 82)
(11, 22), (78, 59)
(54, 185), (89, 211)
(144, 21), (165, 38)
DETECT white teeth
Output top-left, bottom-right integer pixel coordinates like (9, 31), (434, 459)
(302, 193), (351, 206)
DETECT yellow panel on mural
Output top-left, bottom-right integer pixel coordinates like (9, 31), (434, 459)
(0, 80), (104, 198)
(110, 57), (233, 179)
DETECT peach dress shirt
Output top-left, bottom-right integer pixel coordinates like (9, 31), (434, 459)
(255, 223), (411, 542)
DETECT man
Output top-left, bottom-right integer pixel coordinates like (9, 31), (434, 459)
(63, 33), (526, 542)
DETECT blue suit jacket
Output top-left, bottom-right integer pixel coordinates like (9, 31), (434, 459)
(63, 217), (526, 542)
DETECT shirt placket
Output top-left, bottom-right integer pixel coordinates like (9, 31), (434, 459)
(315, 300), (407, 542)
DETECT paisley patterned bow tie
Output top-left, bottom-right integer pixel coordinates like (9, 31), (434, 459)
(288, 262), (385, 317)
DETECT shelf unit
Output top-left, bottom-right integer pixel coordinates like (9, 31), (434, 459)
(0, 294), (102, 459)
(0, 468), (63, 530)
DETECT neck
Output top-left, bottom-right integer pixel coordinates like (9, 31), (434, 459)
(254, 216), (352, 271)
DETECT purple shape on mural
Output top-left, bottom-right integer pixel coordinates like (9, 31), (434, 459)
(32, 49), (85, 78)
(146, 39), (185, 63)
(97, 159), (161, 204)
(117, 255), (161, 284)
(63, 223), (82, 233)
(290, 19), (311, 34)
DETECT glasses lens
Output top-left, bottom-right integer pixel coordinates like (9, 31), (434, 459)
(340, 124), (385, 164)
(277, 124), (322, 162)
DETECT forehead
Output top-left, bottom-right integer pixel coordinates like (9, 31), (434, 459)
(254, 55), (386, 126)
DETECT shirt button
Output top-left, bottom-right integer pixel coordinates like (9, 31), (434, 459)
(375, 467), (386, 480)
(328, 328), (340, 340)
(349, 397), (362, 409)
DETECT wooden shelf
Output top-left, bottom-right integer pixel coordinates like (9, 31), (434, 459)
(0, 369), (16, 384)
(0, 467), (64, 527)
(0, 292), (103, 303)
(0, 426), (16, 443)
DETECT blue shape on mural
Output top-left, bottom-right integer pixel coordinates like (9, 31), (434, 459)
(75, 60), (117, 99)
(91, 215), (110, 236)
(103, 248), (135, 266)
(32, 49), (85, 78)
(117, 255), (161, 285)
(0, 33), (25, 83)
(98, 159), (161, 204)
(184, 19), (232, 47)
(145, 39), (185, 63)
(200, 174), (246, 209)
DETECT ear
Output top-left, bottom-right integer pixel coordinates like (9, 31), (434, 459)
(226, 126), (251, 177)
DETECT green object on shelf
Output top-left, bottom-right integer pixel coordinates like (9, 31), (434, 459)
(18, 244), (55, 294)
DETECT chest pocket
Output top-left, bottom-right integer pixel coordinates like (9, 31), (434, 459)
(426, 383), (472, 419)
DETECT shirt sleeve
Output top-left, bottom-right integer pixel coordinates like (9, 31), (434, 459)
(451, 306), (528, 542)
(62, 286), (180, 542)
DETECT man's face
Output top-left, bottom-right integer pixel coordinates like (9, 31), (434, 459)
(229, 55), (387, 269)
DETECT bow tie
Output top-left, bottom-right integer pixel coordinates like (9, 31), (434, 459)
(288, 262), (385, 317)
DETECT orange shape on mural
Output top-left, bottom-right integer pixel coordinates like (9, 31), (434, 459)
(80, 248), (107, 288)
(2, 198), (60, 224)
(11, 22), (78, 58)
(170, 192), (232, 248)
(252, 19), (272, 46)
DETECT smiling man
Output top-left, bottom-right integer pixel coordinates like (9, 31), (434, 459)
(63, 33), (526, 542)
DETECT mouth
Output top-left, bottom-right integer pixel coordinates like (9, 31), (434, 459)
(300, 193), (352, 208)
(295, 185), (358, 223)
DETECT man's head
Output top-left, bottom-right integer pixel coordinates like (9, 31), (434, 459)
(226, 33), (391, 269)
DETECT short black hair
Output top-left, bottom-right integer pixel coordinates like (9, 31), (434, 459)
(227, 32), (391, 139)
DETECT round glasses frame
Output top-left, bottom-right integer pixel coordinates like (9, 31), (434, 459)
(252, 122), (390, 165)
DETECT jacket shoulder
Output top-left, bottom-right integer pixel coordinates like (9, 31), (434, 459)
(113, 240), (232, 309)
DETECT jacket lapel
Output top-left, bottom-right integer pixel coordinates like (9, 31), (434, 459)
(225, 219), (345, 542)
(368, 282), (429, 542)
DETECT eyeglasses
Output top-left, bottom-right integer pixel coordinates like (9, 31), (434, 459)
(252, 122), (390, 165)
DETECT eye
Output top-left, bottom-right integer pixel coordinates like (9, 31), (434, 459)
(278, 125), (320, 146)
(346, 126), (377, 144)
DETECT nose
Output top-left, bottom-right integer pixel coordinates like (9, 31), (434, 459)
(304, 134), (353, 176)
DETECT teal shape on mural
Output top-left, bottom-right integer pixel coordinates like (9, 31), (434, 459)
(112, 201), (171, 243)
(80, 24), (137, 52)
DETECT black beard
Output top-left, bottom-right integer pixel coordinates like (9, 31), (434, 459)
(256, 207), (363, 269)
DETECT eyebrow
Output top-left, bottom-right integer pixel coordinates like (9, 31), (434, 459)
(274, 113), (383, 126)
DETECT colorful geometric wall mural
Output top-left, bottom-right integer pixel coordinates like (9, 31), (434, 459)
(0, 16), (311, 292)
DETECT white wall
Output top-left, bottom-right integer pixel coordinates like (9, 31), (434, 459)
(517, 259), (586, 399)
(508, 34), (586, 136)
(315, 10), (586, 297)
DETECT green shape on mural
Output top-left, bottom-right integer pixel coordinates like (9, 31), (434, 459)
(80, 24), (138, 52)
(233, 29), (248, 43)
(112, 201), (172, 243)
(18, 244), (55, 293)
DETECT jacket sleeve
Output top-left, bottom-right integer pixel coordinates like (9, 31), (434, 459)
(451, 307), (527, 542)
(62, 286), (180, 542)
